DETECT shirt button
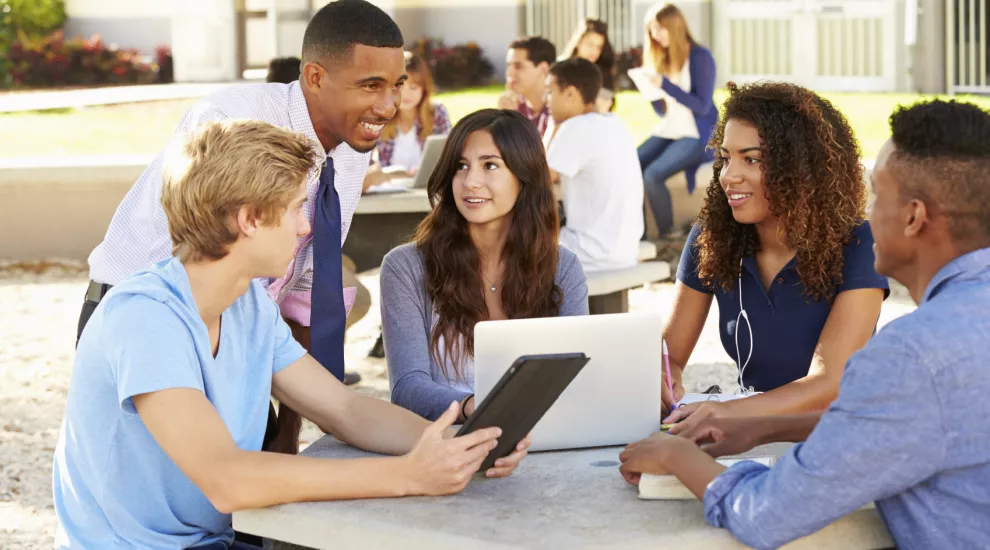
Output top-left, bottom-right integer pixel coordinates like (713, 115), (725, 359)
(776, 277), (784, 284)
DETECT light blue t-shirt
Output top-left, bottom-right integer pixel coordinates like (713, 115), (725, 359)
(53, 258), (306, 549)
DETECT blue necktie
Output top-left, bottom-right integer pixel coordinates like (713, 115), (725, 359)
(309, 157), (346, 381)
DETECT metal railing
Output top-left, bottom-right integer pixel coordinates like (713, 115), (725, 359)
(947, 0), (990, 94)
(525, 0), (636, 55)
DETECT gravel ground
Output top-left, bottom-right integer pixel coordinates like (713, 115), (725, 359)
(0, 259), (916, 549)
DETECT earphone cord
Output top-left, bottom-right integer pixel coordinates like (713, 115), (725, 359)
(735, 272), (755, 395)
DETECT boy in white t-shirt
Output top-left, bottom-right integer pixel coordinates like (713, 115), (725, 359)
(545, 57), (645, 272)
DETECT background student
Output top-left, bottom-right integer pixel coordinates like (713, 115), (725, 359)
(545, 58), (644, 272)
(560, 19), (617, 112)
(497, 36), (557, 137)
(636, 3), (718, 237)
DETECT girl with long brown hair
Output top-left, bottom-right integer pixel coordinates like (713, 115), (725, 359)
(637, 3), (718, 236)
(560, 18), (617, 112)
(381, 109), (589, 422)
(363, 51), (452, 190)
(660, 81), (888, 434)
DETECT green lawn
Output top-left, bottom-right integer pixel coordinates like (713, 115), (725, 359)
(3, 85), (990, 160)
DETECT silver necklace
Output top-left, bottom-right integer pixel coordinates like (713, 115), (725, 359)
(483, 262), (500, 293)
(483, 274), (498, 293)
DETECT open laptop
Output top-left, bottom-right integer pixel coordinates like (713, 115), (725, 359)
(473, 312), (664, 452)
(383, 134), (447, 189)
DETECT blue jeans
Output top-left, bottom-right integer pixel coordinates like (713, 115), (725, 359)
(638, 136), (708, 235)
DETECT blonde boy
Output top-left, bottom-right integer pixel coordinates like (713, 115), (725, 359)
(54, 121), (527, 549)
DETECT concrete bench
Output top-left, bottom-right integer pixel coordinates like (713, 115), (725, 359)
(586, 260), (671, 315)
(0, 155), (151, 260)
(637, 241), (658, 262)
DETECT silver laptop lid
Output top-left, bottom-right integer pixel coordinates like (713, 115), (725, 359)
(474, 312), (664, 452)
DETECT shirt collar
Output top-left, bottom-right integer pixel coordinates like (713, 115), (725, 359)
(288, 82), (327, 158)
(741, 254), (798, 280)
(922, 246), (990, 303)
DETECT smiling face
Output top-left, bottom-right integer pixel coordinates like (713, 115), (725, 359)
(452, 130), (521, 230)
(718, 118), (773, 225)
(301, 44), (407, 153)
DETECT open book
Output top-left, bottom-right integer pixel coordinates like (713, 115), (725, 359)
(626, 67), (667, 102)
(638, 445), (788, 500)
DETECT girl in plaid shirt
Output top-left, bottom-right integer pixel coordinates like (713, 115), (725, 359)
(364, 52), (451, 190)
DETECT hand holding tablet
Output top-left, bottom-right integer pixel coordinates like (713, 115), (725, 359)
(456, 353), (590, 471)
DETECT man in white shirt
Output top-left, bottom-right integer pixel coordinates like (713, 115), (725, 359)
(79, 0), (406, 455)
(545, 57), (645, 272)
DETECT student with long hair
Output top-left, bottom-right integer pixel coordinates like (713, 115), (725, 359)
(660, 81), (888, 432)
(381, 109), (589, 422)
(560, 18), (617, 112)
(364, 52), (452, 189)
(637, 3), (718, 236)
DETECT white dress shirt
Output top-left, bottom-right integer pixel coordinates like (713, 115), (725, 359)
(87, 82), (370, 324)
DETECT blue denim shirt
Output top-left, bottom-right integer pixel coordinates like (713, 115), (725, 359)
(703, 247), (990, 550)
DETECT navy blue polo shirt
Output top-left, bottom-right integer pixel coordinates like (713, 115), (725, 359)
(677, 222), (889, 392)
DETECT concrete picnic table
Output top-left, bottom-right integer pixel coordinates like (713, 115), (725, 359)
(233, 436), (893, 550)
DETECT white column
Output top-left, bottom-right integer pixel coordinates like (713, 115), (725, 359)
(171, 0), (238, 82)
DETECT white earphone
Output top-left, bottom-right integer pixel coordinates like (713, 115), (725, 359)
(734, 258), (756, 395)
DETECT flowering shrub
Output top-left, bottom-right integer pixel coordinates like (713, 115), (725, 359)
(0, 0), (67, 86)
(7, 30), (157, 88)
(410, 38), (495, 90)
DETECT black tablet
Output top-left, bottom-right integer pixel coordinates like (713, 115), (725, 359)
(456, 352), (590, 471)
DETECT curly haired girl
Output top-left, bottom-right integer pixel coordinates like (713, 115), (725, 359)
(662, 81), (889, 431)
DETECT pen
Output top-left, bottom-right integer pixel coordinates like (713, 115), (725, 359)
(663, 339), (677, 413)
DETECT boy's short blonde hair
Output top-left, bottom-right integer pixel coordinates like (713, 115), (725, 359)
(161, 120), (319, 262)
